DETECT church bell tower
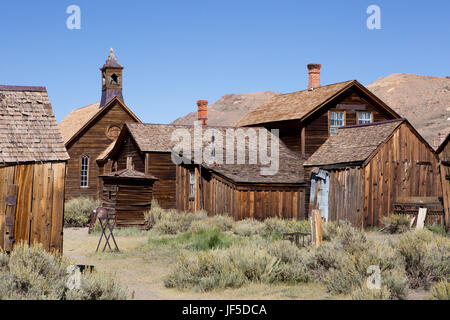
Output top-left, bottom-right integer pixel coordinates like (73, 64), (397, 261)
(100, 48), (124, 108)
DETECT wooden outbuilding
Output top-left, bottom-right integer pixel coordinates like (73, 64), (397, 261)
(0, 85), (69, 252)
(304, 119), (442, 228)
(98, 123), (181, 210)
(100, 168), (157, 228)
(437, 134), (450, 228)
(59, 49), (141, 201)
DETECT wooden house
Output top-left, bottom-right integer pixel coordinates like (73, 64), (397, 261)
(175, 127), (307, 220)
(304, 119), (442, 228)
(0, 85), (69, 252)
(236, 64), (402, 215)
(437, 134), (450, 228)
(100, 168), (157, 228)
(58, 49), (140, 201)
(102, 119), (307, 220)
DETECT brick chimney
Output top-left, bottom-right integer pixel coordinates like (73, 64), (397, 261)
(197, 100), (208, 127)
(307, 63), (322, 91)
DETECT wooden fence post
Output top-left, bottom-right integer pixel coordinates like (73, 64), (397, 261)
(310, 209), (322, 246)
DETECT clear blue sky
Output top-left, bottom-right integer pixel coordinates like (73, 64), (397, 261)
(0, 0), (449, 123)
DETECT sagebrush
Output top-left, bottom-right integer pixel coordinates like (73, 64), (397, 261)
(64, 197), (100, 227)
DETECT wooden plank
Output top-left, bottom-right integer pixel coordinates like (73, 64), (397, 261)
(14, 164), (34, 246)
(50, 163), (66, 253)
(0, 166), (15, 250)
(3, 184), (18, 252)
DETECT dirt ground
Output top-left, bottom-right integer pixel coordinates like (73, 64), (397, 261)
(63, 228), (345, 300)
(63, 228), (429, 300)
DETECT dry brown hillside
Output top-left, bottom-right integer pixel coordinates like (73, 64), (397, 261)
(367, 73), (450, 146)
(172, 74), (449, 147)
(171, 91), (278, 126)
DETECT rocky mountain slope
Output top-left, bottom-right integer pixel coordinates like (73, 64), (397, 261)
(171, 91), (278, 126)
(367, 73), (450, 147)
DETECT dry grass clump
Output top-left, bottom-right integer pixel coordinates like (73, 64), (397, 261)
(189, 215), (233, 233)
(429, 280), (450, 300)
(380, 214), (411, 234)
(232, 219), (264, 237)
(0, 244), (127, 300)
(396, 229), (450, 289)
(351, 286), (392, 300)
(144, 199), (165, 229)
(261, 218), (310, 237)
(64, 197), (100, 227)
(154, 210), (207, 235)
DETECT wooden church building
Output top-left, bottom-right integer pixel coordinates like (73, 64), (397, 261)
(59, 49), (141, 200)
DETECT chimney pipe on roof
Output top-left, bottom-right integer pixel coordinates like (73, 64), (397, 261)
(197, 100), (208, 127)
(307, 63), (322, 91)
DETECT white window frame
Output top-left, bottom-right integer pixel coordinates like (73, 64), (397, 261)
(329, 111), (345, 135)
(357, 111), (373, 124)
(80, 155), (89, 188)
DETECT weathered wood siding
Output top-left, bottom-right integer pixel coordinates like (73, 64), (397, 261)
(438, 140), (450, 228)
(114, 136), (145, 172)
(146, 152), (177, 209)
(176, 165), (306, 220)
(320, 123), (442, 228)
(362, 123), (441, 227)
(101, 178), (153, 228)
(65, 101), (138, 200)
(327, 167), (365, 227)
(0, 162), (66, 252)
(303, 89), (395, 157)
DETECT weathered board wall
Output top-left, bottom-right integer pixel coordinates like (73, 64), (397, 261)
(438, 139), (450, 228)
(176, 165), (306, 220)
(362, 123), (441, 227)
(65, 101), (138, 200)
(101, 178), (153, 228)
(315, 123), (442, 228)
(146, 152), (177, 210)
(0, 162), (66, 252)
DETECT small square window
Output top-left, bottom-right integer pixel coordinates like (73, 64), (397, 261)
(358, 112), (372, 124)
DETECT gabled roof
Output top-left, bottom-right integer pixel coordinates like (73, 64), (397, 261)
(304, 119), (408, 167)
(107, 123), (306, 185)
(436, 133), (449, 154)
(59, 96), (140, 147)
(0, 85), (69, 163)
(235, 80), (400, 126)
(100, 168), (157, 180)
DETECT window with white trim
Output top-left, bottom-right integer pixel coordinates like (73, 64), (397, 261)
(189, 170), (196, 199)
(330, 112), (345, 135)
(358, 112), (372, 124)
(80, 156), (89, 187)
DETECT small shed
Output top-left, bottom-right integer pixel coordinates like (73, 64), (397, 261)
(100, 168), (157, 228)
(0, 85), (69, 252)
(436, 134), (450, 229)
(304, 119), (442, 228)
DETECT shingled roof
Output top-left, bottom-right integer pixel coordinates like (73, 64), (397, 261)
(58, 97), (140, 147)
(100, 168), (157, 180)
(109, 123), (305, 184)
(304, 119), (407, 167)
(236, 80), (400, 127)
(0, 85), (69, 163)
